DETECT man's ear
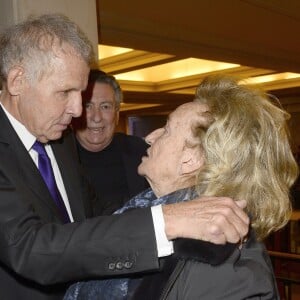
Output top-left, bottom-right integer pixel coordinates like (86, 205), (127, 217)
(6, 66), (26, 96)
(180, 147), (205, 175)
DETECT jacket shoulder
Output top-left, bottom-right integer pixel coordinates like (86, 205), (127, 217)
(114, 132), (148, 152)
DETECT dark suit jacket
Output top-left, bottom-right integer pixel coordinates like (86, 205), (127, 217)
(0, 107), (158, 300)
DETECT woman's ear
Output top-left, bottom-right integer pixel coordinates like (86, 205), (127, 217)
(180, 147), (205, 175)
(6, 67), (26, 96)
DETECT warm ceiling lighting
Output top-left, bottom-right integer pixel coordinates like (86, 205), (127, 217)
(98, 45), (133, 60)
(242, 72), (300, 85)
(98, 45), (300, 95)
(114, 58), (239, 82)
(98, 44), (240, 82)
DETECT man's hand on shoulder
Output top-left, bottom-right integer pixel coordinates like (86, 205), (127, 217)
(162, 197), (249, 244)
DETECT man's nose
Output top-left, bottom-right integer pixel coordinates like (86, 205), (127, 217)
(90, 107), (103, 122)
(69, 94), (83, 117)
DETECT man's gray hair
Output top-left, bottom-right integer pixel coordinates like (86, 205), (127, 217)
(88, 69), (123, 109)
(0, 13), (94, 82)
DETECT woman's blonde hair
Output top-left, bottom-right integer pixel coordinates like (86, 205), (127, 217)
(193, 75), (299, 240)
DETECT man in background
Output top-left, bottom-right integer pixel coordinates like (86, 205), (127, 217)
(73, 70), (149, 214)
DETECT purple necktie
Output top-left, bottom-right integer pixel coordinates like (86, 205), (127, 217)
(32, 141), (71, 223)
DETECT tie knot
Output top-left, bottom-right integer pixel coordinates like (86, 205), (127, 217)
(32, 140), (47, 156)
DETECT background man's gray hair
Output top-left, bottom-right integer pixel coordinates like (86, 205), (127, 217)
(88, 69), (123, 109)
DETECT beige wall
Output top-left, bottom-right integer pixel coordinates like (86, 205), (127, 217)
(0, 0), (99, 60)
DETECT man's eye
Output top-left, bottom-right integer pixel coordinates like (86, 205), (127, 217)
(85, 102), (92, 109)
(60, 91), (69, 97)
(100, 103), (113, 111)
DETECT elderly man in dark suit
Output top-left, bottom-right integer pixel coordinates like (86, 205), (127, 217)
(0, 13), (249, 300)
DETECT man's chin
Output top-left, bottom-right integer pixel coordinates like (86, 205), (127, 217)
(47, 131), (64, 142)
(87, 131), (105, 140)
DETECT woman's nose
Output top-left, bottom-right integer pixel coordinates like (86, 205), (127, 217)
(145, 128), (163, 145)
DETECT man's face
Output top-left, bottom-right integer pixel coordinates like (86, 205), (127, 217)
(75, 82), (119, 152)
(15, 50), (89, 143)
(138, 102), (203, 186)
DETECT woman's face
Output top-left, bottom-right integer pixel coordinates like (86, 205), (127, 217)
(138, 102), (208, 192)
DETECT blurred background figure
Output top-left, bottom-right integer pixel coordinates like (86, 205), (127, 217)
(73, 70), (149, 214)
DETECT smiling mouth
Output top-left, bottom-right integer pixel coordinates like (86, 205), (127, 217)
(89, 127), (104, 133)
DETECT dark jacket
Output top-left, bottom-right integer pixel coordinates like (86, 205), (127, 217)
(133, 231), (279, 300)
(114, 132), (149, 200)
(0, 107), (158, 300)
(76, 132), (149, 215)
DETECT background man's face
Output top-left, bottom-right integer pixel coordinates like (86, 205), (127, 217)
(76, 82), (119, 152)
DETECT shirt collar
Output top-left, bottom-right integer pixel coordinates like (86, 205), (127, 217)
(0, 103), (36, 151)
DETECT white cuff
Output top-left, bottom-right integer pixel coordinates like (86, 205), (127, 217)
(151, 204), (174, 257)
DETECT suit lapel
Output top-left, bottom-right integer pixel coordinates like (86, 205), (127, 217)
(0, 107), (72, 221)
